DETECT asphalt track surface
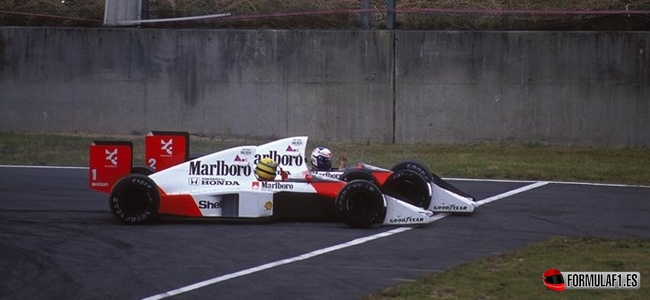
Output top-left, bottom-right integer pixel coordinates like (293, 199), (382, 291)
(1, 166), (648, 300)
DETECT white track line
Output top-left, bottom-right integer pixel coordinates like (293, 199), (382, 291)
(446, 177), (650, 189)
(141, 227), (414, 300)
(475, 181), (549, 206)
(141, 181), (547, 300)
(0, 164), (86, 170)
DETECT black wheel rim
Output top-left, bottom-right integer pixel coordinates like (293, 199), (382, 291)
(344, 190), (381, 225)
(392, 179), (427, 207)
(119, 188), (150, 217)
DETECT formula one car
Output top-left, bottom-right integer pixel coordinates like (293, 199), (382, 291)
(89, 134), (476, 228)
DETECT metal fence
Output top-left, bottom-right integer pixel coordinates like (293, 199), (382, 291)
(1, 0), (649, 30)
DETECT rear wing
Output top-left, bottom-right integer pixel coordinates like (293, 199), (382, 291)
(89, 131), (191, 193)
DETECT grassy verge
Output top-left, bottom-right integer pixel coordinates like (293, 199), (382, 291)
(1, 132), (648, 299)
(1, 132), (648, 185)
(364, 237), (650, 300)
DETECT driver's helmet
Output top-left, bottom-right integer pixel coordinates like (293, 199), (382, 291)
(255, 157), (278, 181)
(311, 147), (332, 170)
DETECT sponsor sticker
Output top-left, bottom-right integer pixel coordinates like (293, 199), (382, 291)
(432, 204), (469, 211)
(240, 148), (253, 155)
(160, 138), (173, 156)
(188, 177), (240, 186)
(189, 160), (252, 177)
(388, 217), (425, 224)
(254, 151), (304, 166)
(198, 200), (222, 210)
(251, 181), (294, 190)
(105, 148), (118, 167)
(312, 171), (341, 180)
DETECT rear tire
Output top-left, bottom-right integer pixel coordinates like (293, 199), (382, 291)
(131, 165), (155, 176)
(334, 180), (386, 228)
(109, 174), (160, 224)
(383, 169), (431, 209)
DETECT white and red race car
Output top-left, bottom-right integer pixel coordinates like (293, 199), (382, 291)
(89, 132), (476, 228)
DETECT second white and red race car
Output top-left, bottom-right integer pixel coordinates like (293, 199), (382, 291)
(89, 132), (476, 228)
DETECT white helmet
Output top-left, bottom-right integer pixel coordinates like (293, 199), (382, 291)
(311, 147), (332, 170)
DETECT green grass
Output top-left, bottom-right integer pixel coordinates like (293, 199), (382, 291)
(365, 237), (650, 300)
(327, 142), (650, 185)
(1, 132), (648, 185)
(1, 132), (648, 299)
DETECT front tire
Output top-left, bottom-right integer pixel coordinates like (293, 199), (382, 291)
(334, 180), (386, 228)
(390, 160), (433, 183)
(109, 174), (160, 224)
(382, 169), (431, 209)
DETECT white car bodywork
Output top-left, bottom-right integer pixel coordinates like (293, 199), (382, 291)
(142, 136), (474, 226)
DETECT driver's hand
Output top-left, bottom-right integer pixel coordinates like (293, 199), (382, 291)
(338, 155), (348, 170)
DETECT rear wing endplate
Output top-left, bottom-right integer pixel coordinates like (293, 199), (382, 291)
(145, 131), (190, 171)
(89, 141), (133, 193)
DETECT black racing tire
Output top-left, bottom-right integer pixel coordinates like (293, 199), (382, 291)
(390, 160), (433, 183)
(339, 169), (379, 186)
(334, 180), (386, 228)
(382, 169), (431, 209)
(131, 165), (155, 176)
(109, 174), (160, 224)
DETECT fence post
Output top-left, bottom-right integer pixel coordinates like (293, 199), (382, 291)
(361, 0), (370, 29)
(386, 0), (396, 29)
(103, 0), (142, 26)
(141, 0), (149, 20)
